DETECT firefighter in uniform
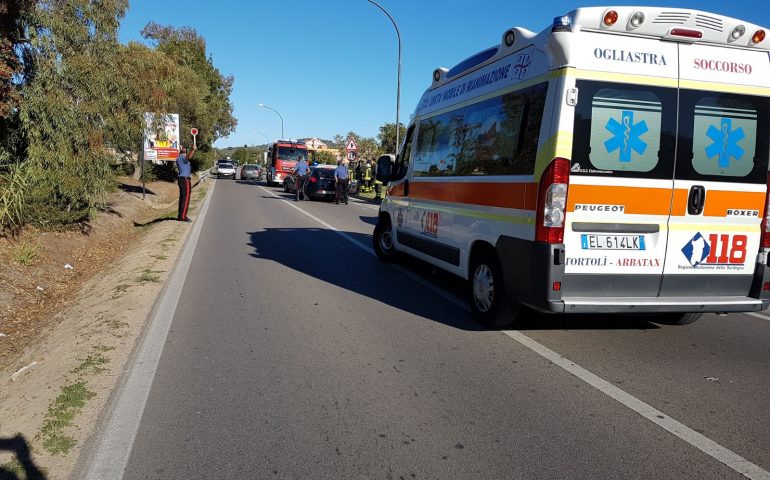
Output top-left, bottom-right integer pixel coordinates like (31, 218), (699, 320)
(363, 160), (373, 193)
(373, 160), (383, 200)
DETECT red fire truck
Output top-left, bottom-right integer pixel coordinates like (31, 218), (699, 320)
(266, 140), (309, 186)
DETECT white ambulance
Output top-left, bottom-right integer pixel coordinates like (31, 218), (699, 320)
(373, 6), (770, 327)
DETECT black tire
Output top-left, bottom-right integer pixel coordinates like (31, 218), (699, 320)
(283, 182), (289, 193)
(655, 312), (703, 325)
(373, 217), (398, 263)
(468, 249), (520, 328)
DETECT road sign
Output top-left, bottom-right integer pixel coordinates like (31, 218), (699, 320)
(347, 151), (356, 161)
(190, 128), (198, 136)
(190, 127), (198, 148)
(346, 139), (357, 151)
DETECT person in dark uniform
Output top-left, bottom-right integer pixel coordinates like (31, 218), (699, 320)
(176, 145), (196, 222)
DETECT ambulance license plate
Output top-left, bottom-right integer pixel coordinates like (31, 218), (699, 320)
(581, 234), (645, 250)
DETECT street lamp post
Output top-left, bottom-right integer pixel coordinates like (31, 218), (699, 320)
(258, 104), (284, 139)
(365, 0), (401, 152)
(254, 130), (270, 145)
(254, 130), (271, 169)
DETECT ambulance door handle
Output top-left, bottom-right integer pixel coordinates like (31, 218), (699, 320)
(688, 185), (705, 216)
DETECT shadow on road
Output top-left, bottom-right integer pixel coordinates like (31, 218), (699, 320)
(0, 435), (46, 480)
(246, 225), (658, 331)
(357, 215), (377, 226)
(246, 227), (484, 332)
(514, 309), (659, 330)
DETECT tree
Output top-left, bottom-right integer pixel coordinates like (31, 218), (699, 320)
(378, 122), (406, 154)
(313, 150), (337, 165)
(356, 137), (381, 162)
(18, 0), (132, 225)
(0, 5), (238, 232)
(141, 22), (237, 163)
(232, 146), (262, 165)
(333, 131), (381, 163)
(0, 0), (32, 120)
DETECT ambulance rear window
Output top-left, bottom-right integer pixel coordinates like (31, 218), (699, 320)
(588, 89), (662, 173)
(675, 91), (770, 184)
(572, 81), (677, 180)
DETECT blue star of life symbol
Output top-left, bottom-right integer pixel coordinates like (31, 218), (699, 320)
(705, 118), (745, 168)
(604, 110), (649, 163)
(681, 232), (711, 267)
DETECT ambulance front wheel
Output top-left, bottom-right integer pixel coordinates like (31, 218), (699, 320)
(373, 216), (398, 263)
(469, 249), (520, 328)
(656, 312), (703, 325)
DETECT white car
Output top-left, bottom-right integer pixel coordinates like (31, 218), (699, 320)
(216, 161), (235, 179)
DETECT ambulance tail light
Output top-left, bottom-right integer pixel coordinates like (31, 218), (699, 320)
(762, 172), (770, 249)
(536, 158), (570, 244)
(602, 10), (619, 27)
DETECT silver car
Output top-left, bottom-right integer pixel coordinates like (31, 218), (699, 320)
(216, 161), (235, 179)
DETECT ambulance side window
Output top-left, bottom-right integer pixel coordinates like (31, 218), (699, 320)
(414, 111), (463, 177)
(676, 91), (770, 184)
(413, 82), (547, 177)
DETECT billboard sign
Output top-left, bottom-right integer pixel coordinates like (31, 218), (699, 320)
(143, 113), (180, 162)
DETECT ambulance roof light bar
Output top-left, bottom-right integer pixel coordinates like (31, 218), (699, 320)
(565, 6), (770, 50)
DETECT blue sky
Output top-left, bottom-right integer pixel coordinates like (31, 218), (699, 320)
(119, 1), (769, 148)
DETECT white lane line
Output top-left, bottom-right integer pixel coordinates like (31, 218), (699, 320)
(355, 201), (380, 210)
(83, 181), (217, 480)
(503, 330), (770, 480)
(263, 185), (770, 480)
(259, 186), (374, 255)
(743, 312), (770, 322)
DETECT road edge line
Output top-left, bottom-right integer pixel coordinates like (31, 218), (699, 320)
(80, 180), (217, 480)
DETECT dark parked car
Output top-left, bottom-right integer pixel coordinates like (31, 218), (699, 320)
(239, 164), (262, 180)
(283, 165), (355, 201)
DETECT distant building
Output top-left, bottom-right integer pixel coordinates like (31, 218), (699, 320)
(299, 137), (340, 163)
(300, 137), (328, 149)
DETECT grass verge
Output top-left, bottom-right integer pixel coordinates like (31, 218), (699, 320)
(138, 269), (162, 283)
(38, 383), (96, 455)
(14, 241), (40, 266)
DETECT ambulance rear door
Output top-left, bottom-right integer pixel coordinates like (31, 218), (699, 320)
(659, 44), (770, 298)
(564, 35), (680, 298)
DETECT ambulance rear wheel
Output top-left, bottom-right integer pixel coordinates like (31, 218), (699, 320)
(469, 249), (520, 328)
(656, 312), (703, 325)
(373, 217), (398, 263)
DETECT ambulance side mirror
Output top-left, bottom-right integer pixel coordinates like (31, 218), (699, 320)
(375, 154), (395, 185)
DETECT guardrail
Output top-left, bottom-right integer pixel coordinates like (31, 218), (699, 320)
(198, 168), (212, 182)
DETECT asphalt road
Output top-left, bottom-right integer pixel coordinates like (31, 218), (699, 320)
(115, 178), (770, 479)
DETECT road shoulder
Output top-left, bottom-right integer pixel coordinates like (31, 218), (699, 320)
(0, 178), (213, 480)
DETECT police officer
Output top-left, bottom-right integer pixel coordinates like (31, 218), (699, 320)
(334, 159), (350, 205)
(176, 145), (196, 222)
(292, 155), (310, 201)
